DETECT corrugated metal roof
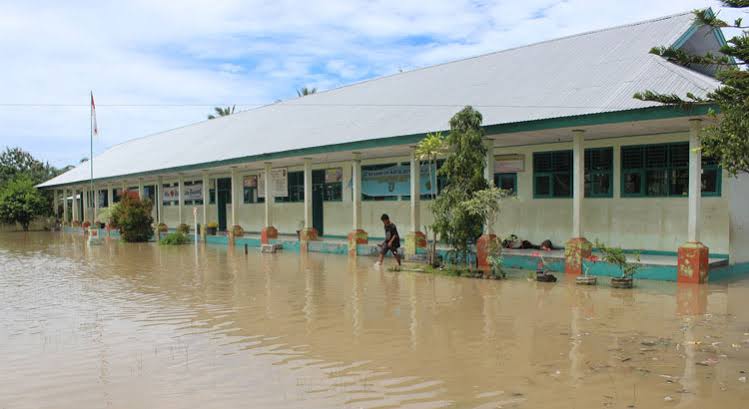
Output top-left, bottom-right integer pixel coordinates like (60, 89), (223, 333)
(39, 11), (721, 188)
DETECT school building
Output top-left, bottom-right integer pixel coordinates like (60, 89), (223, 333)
(39, 10), (749, 282)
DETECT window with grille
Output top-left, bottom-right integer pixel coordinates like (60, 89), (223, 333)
(533, 150), (572, 198)
(621, 142), (721, 197)
(275, 171), (304, 203)
(494, 173), (517, 195)
(585, 147), (613, 197)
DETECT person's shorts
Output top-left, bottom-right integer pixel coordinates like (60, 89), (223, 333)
(380, 244), (399, 256)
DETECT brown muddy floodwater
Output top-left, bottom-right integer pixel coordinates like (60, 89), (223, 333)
(1, 233), (749, 409)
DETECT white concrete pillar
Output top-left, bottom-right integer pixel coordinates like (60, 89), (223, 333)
(72, 188), (79, 222)
(410, 150), (421, 233)
(156, 176), (163, 224)
(93, 184), (99, 223)
(484, 138), (495, 235)
(572, 130), (585, 238)
(230, 167), (237, 227)
(107, 185), (113, 207)
(82, 186), (89, 221)
(63, 188), (68, 223)
(202, 172), (208, 230)
(264, 163), (273, 227)
(352, 155), (362, 231)
(688, 119), (703, 242)
(303, 159), (313, 230)
(178, 176), (184, 224)
(138, 180), (144, 200)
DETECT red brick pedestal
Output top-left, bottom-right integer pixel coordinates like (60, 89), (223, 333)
(261, 226), (278, 245)
(477, 234), (498, 273)
(347, 229), (368, 256)
(299, 228), (318, 252)
(565, 237), (592, 275)
(405, 231), (427, 257)
(677, 242), (709, 284)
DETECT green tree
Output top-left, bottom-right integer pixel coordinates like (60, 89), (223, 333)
(432, 106), (489, 266)
(110, 194), (154, 242)
(0, 147), (57, 187)
(416, 131), (447, 265)
(0, 176), (48, 230)
(207, 105), (236, 120)
(634, 3), (749, 175)
(297, 87), (317, 97)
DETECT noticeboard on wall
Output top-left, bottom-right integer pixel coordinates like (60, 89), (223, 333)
(257, 168), (288, 197)
(494, 154), (525, 173)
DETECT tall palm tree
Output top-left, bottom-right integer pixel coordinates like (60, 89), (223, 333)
(296, 87), (317, 97)
(207, 105), (236, 120)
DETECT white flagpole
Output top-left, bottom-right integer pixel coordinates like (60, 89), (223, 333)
(90, 92), (94, 222)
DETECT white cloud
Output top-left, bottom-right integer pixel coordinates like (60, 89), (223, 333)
(0, 0), (734, 168)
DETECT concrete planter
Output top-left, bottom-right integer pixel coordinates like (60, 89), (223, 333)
(576, 275), (597, 285)
(611, 277), (634, 289)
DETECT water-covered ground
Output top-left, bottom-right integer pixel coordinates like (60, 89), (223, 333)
(1, 232), (748, 408)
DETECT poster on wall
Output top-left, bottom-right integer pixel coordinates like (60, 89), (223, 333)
(325, 168), (343, 184)
(243, 175), (258, 188)
(361, 164), (437, 197)
(162, 185), (179, 203)
(494, 154), (525, 173)
(183, 182), (203, 201)
(257, 169), (288, 197)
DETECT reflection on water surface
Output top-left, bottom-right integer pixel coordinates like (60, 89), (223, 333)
(1, 232), (748, 408)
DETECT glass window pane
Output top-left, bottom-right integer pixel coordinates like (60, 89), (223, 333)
(646, 170), (668, 196)
(702, 168), (718, 193)
(553, 173), (571, 197)
(499, 175), (515, 192)
(535, 175), (550, 196)
(669, 168), (689, 196)
(591, 173), (610, 195)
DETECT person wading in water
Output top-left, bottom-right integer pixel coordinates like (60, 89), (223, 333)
(375, 213), (401, 268)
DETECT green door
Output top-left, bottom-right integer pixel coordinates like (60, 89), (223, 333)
(312, 170), (325, 236)
(217, 178), (231, 231)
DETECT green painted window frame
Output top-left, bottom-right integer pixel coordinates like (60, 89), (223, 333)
(494, 172), (517, 195)
(620, 142), (722, 198)
(584, 147), (613, 198)
(533, 150), (573, 198)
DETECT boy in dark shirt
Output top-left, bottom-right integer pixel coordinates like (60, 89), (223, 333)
(376, 213), (401, 267)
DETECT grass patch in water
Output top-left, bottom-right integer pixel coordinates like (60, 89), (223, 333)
(159, 232), (190, 245)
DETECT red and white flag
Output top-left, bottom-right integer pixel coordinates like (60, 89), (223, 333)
(90, 92), (99, 136)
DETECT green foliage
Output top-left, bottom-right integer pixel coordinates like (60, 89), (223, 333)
(159, 232), (190, 245)
(432, 106), (489, 265)
(207, 105), (235, 120)
(110, 195), (154, 242)
(416, 131), (447, 265)
(0, 176), (48, 230)
(297, 87), (317, 97)
(176, 223), (190, 234)
(634, 4), (749, 175)
(594, 240), (640, 278)
(96, 203), (120, 226)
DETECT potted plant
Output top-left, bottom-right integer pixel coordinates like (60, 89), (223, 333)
(206, 221), (218, 235)
(231, 224), (244, 238)
(576, 255), (599, 285)
(82, 220), (91, 229)
(157, 222), (168, 233)
(177, 223), (190, 234)
(595, 240), (639, 289)
(532, 252), (557, 282)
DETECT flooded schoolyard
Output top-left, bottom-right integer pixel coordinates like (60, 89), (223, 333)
(1, 232), (748, 408)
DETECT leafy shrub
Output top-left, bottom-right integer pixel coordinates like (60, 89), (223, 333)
(0, 176), (47, 230)
(594, 240), (640, 278)
(157, 222), (168, 232)
(176, 223), (190, 234)
(207, 221), (218, 229)
(159, 232), (189, 245)
(231, 224), (244, 237)
(110, 195), (153, 242)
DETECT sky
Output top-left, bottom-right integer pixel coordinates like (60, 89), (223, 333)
(0, 0), (738, 168)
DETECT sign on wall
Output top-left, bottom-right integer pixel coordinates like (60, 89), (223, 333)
(162, 185), (179, 202)
(361, 164), (437, 197)
(494, 154), (525, 173)
(183, 182), (203, 201)
(258, 168), (288, 197)
(325, 168), (343, 184)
